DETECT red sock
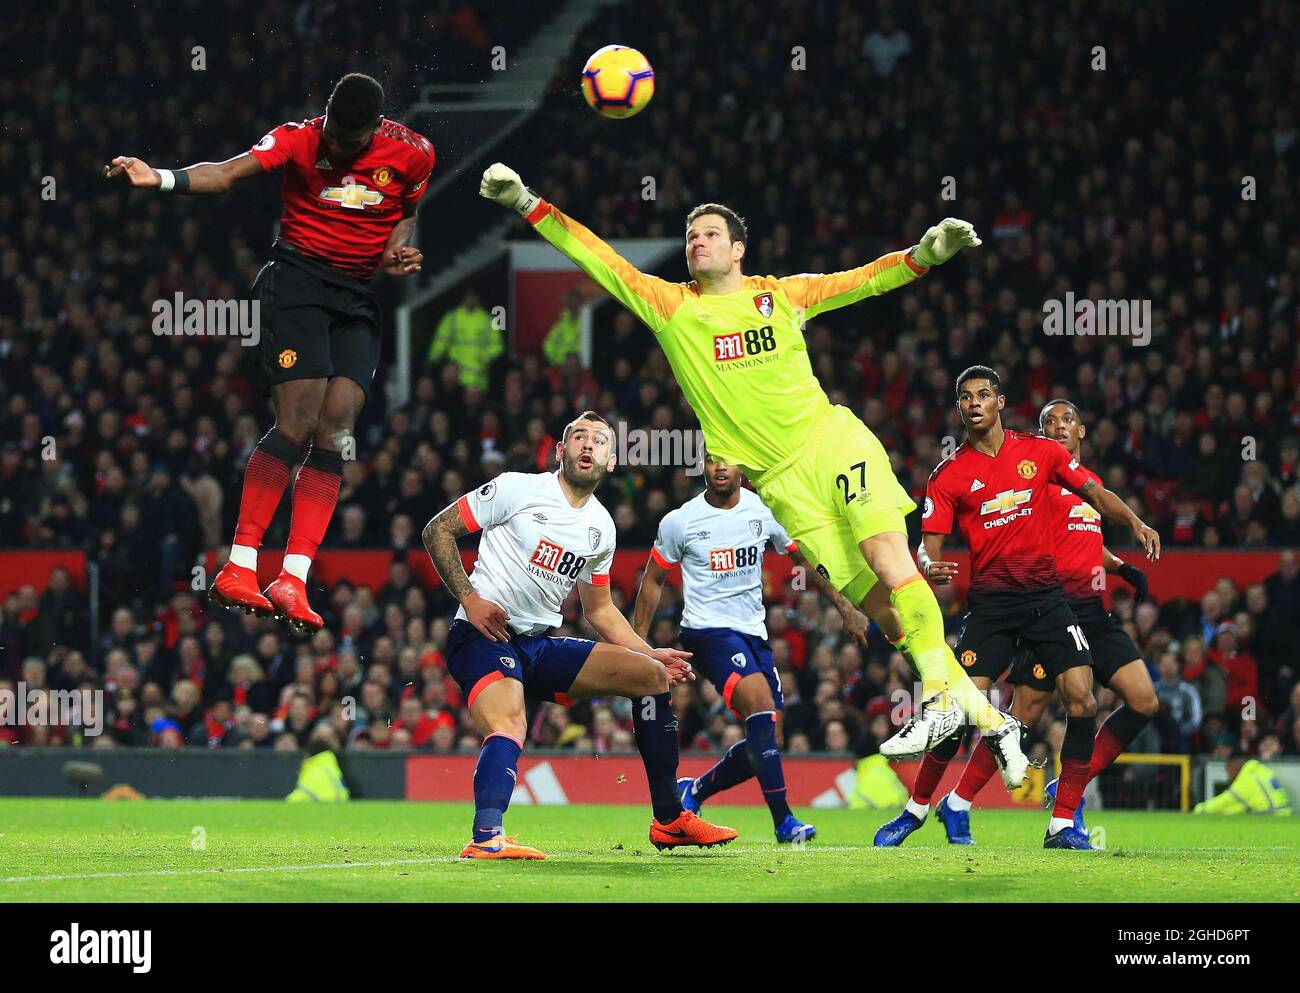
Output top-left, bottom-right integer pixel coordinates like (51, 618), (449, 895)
(1052, 758), (1091, 820)
(285, 447), (343, 561)
(1088, 706), (1149, 779)
(232, 430), (302, 549)
(954, 738), (999, 802)
(912, 751), (953, 805)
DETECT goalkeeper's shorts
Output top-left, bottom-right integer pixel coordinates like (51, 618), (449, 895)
(751, 405), (916, 606)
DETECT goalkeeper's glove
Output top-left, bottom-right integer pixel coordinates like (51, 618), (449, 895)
(1117, 562), (1149, 602)
(912, 218), (981, 268)
(480, 162), (540, 216)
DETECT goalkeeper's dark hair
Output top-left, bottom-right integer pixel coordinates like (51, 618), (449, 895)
(686, 203), (747, 246)
(327, 73), (384, 130)
(955, 365), (1003, 398)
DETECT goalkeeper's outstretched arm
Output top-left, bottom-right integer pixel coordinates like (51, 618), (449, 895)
(480, 162), (684, 333)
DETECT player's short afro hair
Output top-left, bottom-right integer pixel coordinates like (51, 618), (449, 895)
(955, 364), (1002, 398)
(327, 73), (384, 130)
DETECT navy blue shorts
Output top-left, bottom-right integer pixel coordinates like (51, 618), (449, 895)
(678, 627), (783, 715)
(446, 620), (597, 708)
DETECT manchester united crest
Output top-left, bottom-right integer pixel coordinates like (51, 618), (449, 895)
(1017, 459), (1037, 480)
(372, 166), (393, 186)
(754, 292), (774, 318)
(960, 650), (977, 668)
(1032, 663), (1047, 680)
(278, 349), (297, 369)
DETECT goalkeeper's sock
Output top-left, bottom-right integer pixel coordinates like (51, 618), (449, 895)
(1088, 706), (1149, 780)
(910, 729), (964, 808)
(890, 576), (1003, 732)
(472, 731), (522, 842)
(693, 739), (753, 802)
(743, 712), (792, 825)
(952, 737), (999, 804)
(283, 446), (343, 581)
(230, 428), (303, 567)
(633, 692), (683, 824)
(1050, 715), (1096, 827)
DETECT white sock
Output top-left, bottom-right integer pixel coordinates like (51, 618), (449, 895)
(946, 791), (972, 813)
(1048, 816), (1073, 835)
(282, 553), (311, 582)
(229, 544), (257, 570)
(905, 798), (930, 820)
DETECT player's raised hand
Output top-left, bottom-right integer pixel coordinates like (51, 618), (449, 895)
(648, 647), (695, 685)
(913, 218), (981, 268)
(924, 560), (960, 585)
(464, 593), (512, 642)
(383, 245), (423, 277)
(104, 156), (160, 188)
(1134, 522), (1161, 562)
(479, 162), (539, 215)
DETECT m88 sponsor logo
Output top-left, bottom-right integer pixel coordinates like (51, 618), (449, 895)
(713, 326), (777, 362)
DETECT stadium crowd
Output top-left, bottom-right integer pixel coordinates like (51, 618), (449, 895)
(2, 0), (1299, 782)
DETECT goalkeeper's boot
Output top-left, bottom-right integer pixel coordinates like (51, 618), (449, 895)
(1043, 825), (1094, 851)
(264, 572), (325, 633)
(774, 813), (816, 845)
(935, 794), (975, 845)
(873, 809), (925, 847)
(209, 562), (274, 616)
(983, 715), (1030, 789)
(676, 777), (702, 814)
(879, 694), (962, 758)
(649, 810), (738, 851)
(459, 833), (547, 860)
(1043, 777), (1088, 835)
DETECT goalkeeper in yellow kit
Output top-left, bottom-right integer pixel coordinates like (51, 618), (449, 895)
(480, 164), (1027, 787)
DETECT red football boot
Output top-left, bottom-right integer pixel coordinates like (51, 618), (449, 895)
(648, 810), (739, 851)
(209, 562), (274, 616)
(263, 571), (324, 632)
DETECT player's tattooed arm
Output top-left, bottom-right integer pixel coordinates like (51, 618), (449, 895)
(789, 548), (870, 641)
(918, 534), (959, 585)
(104, 152), (263, 194)
(422, 505), (511, 641)
(1075, 480), (1161, 561)
(630, 556), (668, 642)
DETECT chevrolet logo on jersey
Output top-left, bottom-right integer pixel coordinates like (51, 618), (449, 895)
(1069, 503), (1102, 522)
(320, 183), (384, 209)
(980, 488), (1032, 515)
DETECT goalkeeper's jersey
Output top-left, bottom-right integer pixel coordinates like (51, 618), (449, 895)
(525, 200), (927, 475)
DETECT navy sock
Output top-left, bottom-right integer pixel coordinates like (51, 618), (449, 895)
(632, 693), (682, 824)
(693, 738), (754, 803)
(744, 712), (791, 824)
(473, 732), (521, 842)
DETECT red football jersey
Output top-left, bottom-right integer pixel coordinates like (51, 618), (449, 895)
(248, 116), (436, 279)
(923, 430), (1092, 596)
(1046, 462), (1106, 601)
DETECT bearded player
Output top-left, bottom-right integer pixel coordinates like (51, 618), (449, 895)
(106, 73), (433, 631)
(937, 399), (1158, 841)
(873, 368), (1160, 851)
(423, 411), (739, 859)
(479, 163), (1029, 785)
(632, 450), (874, 844)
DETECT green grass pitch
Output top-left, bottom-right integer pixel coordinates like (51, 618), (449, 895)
(1, 798), (1296, 902)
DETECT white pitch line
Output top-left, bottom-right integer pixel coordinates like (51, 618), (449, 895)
(0, 856), (459, 885)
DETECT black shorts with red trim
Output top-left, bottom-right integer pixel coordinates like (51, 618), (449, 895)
(252, 240), (382, 397)
(677, 626), (783, 717)
(954, 588), (1092, 686)
(1008, 596), (1141, 692)
(446, 619), (595, 708)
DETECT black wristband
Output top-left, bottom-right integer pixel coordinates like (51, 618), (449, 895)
(174, 169), (191, 194)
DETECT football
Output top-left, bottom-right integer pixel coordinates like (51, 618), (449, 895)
(580, 45), (655, 119)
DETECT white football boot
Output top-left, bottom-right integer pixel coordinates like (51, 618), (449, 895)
(879, 694), (964, 758)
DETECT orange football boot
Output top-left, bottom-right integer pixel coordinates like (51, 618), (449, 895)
(209, 562), (274, 616)
(649, 810), (739, 851)
(263, 571), (324, 632)
(459, 834), (548, 860)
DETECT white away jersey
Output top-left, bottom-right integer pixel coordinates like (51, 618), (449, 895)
(454, 471), (615, 636)
(650, 488), (796, 639)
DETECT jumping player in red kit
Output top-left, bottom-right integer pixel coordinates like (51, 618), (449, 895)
(105, 73), (433, 631)
(873, 366), (1160, 851)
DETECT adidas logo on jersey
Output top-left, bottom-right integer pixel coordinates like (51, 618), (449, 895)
(970, 478), (986, 492)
